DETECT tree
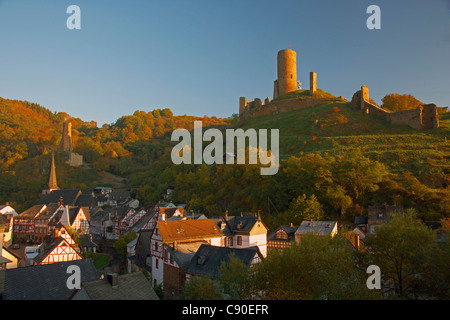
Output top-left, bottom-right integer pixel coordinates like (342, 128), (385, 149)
(113, 231), (137, 259)
(250, 235), (379, 300)
(381, 93), (422, 112)
(285, 194), (324, 225)
(218, 253), (251, 299)
(364, 209), (436, 298)
(180, 276), (222, 300)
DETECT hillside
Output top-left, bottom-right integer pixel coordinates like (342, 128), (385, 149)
(0, 95), (448, 224)
(240, 100), (449, 187)
(0, 96), (232, 211)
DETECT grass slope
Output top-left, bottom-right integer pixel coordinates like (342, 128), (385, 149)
(239, 99), (449, 184)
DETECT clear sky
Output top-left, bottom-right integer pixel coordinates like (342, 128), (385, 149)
(0, 0), (449, 126)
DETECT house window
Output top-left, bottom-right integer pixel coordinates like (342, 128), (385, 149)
(237, 236), (242, 246)
(154, 242), (158, 252)
(155, 258), (159, 269)
(276, 231), (288, 240)
(228, 237), (233, 247)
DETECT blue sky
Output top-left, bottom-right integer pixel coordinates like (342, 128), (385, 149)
(0, 0), (449, 126)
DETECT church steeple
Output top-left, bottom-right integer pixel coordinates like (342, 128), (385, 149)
(48, 152), (59, 190)
(43, 152), (59, 194)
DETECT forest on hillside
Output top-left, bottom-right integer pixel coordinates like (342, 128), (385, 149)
(0, 96), (448, 229)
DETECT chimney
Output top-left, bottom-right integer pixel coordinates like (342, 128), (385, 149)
(107, 273), (119, 287)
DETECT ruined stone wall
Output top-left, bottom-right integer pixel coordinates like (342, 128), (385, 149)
(421, 104), (439, 130)
(352, 85), (439, 131)
(361, 100), (391, 121)
(389, 107), (423, 130)
(239, 97), (339, 122)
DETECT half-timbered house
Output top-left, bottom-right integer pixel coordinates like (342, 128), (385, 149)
(150, 219), (222, 289)
(33, 236), (82, 265)
(267, 223), (299, 251)
(13, 204), (47, 241)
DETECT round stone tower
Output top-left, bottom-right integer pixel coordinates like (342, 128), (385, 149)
(276, 49), (297, 97)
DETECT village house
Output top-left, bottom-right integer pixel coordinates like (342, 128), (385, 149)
(150, 218), (222, 292)
(134, 230), (152, 272)
(367, 205), (404, 236)
(219, 212), (268, 258)
(0, 204), (18, 217)
(72, 272), (159, 300)
(1, 214), (20, 269)
(294, 220), (338, 243)
(1, 213), (14, 248)
(33, 204), (65, 242)
(267, 223), (299, 251)
(125, 205), (158, 235)
(60, 206), (90, 235)
(31, 225), (83, 265)
(1, 259), (99, 300)
(185, 243), (263, 282)
(13, 204), (47, 242)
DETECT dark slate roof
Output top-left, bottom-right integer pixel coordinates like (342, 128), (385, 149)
(37, 189), (81, 206)
(76, 272), (159, 300)
(268, 224), (299, 242)
(17, 204), (46, 219)
(295, 221), (337, 236)
(185, 244), (261, 279)
(2, 259), (99, 300)
(221, 215), (262, 236)
(75, 192), (95, 207)
(78, 234), (98, 248)
(368, 205), (403, 222)
(126, 210), (156, 233)
(354, 216), (369, 225)
(90, 208), (110, 222)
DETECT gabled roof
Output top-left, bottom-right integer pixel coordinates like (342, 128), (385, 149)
(157, 219), (221, 243)
(17, 204), (46, 219)
(268, 224), (299, 241)
(165, 241), (206, 268)
(222, 214), (268, 235)
(295, 221), (337, 236)
(37, 189), (81, 206)
(78, 234), (98, 248)
(0, 214), (13, 232)
(75, 192), (96, 207)
(2, 259), (99, 300)
(33, 236), (82, 265)
(34, 203), (62, 220)
(75, 272), (159, 300)
(185, 244), (261, 279)
(368, 205), (403, 222)
(68, 206), (90, 224)
(0, 205), (17, 216)
(126, 208), (157, 233)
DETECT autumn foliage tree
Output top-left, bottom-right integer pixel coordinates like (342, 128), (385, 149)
(381, 93), (423, 112)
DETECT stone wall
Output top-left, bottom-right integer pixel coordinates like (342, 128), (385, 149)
(352, 85), (439, 131)
(239, 96), (339, 122)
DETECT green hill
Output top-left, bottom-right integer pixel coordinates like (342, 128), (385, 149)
(240, 99), (449, 187)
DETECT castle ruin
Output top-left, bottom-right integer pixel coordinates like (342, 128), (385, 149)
(239, 49), (328, 122)
(238, 49), (440, 131)
(45, 121), (83, 166)
(351, 85), (439, 131)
